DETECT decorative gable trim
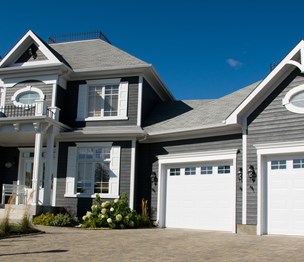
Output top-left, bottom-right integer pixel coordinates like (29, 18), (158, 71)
(0, 30), (61, 68)
(225, 40), (304, 125)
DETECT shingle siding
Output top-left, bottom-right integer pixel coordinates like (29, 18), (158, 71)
(137, 134), (243, 221)
(247, 69), (304, 224)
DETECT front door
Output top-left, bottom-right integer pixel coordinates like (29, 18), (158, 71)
(19, 152), (46, 205)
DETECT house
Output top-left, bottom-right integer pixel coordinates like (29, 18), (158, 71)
(0, 30), (304, 236)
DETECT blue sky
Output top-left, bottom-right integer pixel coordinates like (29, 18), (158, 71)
(0, 0), (304, 100)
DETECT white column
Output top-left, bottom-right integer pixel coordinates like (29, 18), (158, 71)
(137, 75), (143, 126)
(43, 125), (54, 205)
(242, 119), (247, 224)
(32, 124), (43, 206)
(129, 140), (136, 209)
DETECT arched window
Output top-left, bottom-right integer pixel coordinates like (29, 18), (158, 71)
(11, 86), (45, 107)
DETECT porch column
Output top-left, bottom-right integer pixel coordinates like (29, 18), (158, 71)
(32, 123), (43, 206)
(43, 125), (54, 205)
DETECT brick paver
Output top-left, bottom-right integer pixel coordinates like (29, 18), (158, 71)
(0, 226), (304, 261)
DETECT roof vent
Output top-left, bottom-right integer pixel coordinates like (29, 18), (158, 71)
(48, 31), (111, 44)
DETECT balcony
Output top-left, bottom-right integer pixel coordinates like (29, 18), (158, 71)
(0, 100), (59, 120)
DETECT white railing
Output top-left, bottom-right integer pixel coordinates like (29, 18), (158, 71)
(1, 184), (28, 205)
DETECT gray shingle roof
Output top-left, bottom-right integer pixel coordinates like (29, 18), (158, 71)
(143, 81), (260, 134)
(49, 39), (148, 71)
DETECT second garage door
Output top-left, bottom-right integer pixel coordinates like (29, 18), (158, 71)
(165, 161), (234, 232)
(267, 156), (304, 235)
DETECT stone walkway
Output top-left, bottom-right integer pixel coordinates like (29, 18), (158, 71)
(0, 226), (304, 261)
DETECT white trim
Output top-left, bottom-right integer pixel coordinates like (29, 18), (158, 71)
(137, 75), (143, 126)
(282, 84), (304, 114)
(84, 116), (128, 121)
(242, 119), (247, 224)
(157, 149), (238, 233)
(3, 75), (57, 88)
(255, 140), (304, 235)
(64, 193), (119, 199)
(51, 80), (58, 108)
(129, 140), (136, 209)
(75, 142), (113, 148)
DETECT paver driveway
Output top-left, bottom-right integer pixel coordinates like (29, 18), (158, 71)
(0, 226), (304, 261)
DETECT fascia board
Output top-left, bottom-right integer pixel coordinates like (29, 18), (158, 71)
(225, 40), (304, 125)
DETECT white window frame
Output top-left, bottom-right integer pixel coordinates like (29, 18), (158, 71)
(282, 84), (304, 114)
(76, 78), (129, 121)
(65, 142), (120, 199)
(11, 85), (45, 107)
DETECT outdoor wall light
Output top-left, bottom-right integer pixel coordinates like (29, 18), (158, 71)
(248, 165), (256, 183)
(4, 161), (15, 169)
(150, 172), (158, 186)
(237, 168), (243, 183)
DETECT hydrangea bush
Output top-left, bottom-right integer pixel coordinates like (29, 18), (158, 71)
(82, 193), (143, 229)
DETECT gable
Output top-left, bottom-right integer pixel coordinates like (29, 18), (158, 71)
(0, 30), (61, 68)
(225, 40), (304, 125)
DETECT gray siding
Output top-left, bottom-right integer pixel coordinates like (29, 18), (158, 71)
(137, 134), (243, 222)
(247, 69), (304, 224)
(6, 80), (53, 108)
(56, 141), (132, 218)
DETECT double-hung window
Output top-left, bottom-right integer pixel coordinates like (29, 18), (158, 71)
(77, 78), (128, 121)
(65, 143), (121, 198)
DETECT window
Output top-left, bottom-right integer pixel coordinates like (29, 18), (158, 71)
(283, 84), (304, 114)
(293, 159), (304, 169)
(185, 167), (196, 175)
(271, 160), (286, 170)
(218, 165), (230, 174)
(170, 168), (180, 176)
(201, 166), (213, 175)
(65, 143), (120, 197)
(77, 79), (128, 121)
(11, 86), (45, 107)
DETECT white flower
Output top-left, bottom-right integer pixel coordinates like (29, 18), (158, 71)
(82, 215), (87, 221)
(91, 205), (98, 211)
(107, 218), (112, 224)
(101, 214), (105, 219)
(86, 211), (92, 218)
(115, 214), (122, 222)
(110, 207), (114, 212)
(101, 202), (106, 207)
(114, 199), (119, 203)
(101, 208), (107, 214)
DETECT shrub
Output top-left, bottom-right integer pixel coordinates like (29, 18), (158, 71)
(32, 212), (78, 227)
(82, 193), (144, 229)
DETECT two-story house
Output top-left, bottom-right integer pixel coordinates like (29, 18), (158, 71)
(1, 30), (304, 236)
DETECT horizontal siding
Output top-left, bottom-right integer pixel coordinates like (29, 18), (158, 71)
(247, 69), (304, 224)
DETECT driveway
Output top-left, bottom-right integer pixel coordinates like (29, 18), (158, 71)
(0, 226), (304, 261)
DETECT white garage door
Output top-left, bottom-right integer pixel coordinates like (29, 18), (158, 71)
(165, 162), (234, 231)
(267, 156), (304, 235)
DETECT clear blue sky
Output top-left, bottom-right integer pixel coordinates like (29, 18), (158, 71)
(0, 0), (304, 100)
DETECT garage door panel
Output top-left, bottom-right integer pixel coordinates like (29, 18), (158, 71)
(166, 163), (234, 231)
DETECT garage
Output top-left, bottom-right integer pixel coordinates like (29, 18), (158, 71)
(164, 161), (235, 231)
(267, 156), (304, 235)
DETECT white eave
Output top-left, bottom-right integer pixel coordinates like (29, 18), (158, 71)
(143, 123), (241, 143)
(225, 39), (304, 125)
